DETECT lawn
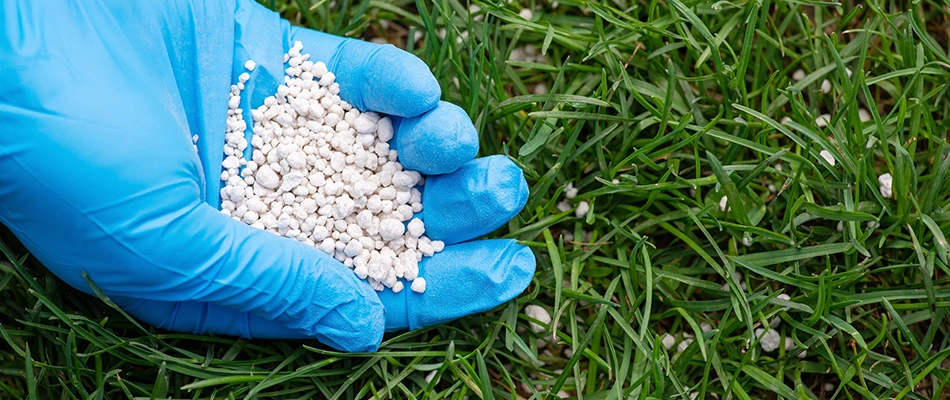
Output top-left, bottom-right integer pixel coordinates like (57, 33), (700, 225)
(2, 0), (950, 398)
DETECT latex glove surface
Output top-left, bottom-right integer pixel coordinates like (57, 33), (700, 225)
(0, 0), (534, 352)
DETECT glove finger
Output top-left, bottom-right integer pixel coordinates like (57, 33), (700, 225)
(235, 0), (440, 117)
(390, 101), (479, 175)
(113, 297), (338, 341)
(287, 25), (440, 118)
(418, 155), (529, 245)
(379, 239), (535, 331)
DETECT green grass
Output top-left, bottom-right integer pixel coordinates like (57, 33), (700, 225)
(3, 0), (950, 398)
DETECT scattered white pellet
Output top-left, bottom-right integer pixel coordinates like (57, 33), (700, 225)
(556, 201), (572, 212)
(741, 236), (752, 247)
(791, 69), (806, 81)
(780, 116), (792, 125)
(574, 201), (589, 218)
(564, 183), (578, 199)
(469, 4), (483, 21)
(823, 383), (835, 392)
(820, 79), (832, 94)
(866, 136), (878, 149)
(700, 322), (713, 332)
(878, 173), (893, 198)
(777, 293), (790, 301)
(424, 370), (437, 384)
(858, 108), (872, 122)
(556, 390), (571, 399)
(518, 8), (533, 20)
(836, 221), (843, 232)
(755, 328), (781, 352)
(677, 335), (694, 353)
(411, 277), (427, 293)
(220, 42), (440, 293)
(819, 150), (836, 166)
(660, 333), (676, 350)
(784, 336), (795, 351)
(815, 114), (831, 127)
(533, 83), (548, 95)
(525, 305), (552, 333)
(719, 196), (729, 212)
(768, 184), (777, 193)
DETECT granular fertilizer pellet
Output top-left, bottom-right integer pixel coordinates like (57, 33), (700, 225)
(219, 41), (443, 293)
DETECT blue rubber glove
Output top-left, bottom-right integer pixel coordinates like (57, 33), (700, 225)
(0, 0), (534, 352)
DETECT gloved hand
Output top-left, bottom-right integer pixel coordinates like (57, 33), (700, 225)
(0, 0), (534, 352)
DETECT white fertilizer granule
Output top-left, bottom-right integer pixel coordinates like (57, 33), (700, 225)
(564, 182), (578, 199)
(755, 328), (781, 352)
(676, 335), (694, 353)
(574, 200), (589, 218)
(219, 41), (443, 292)
(878, 173), (893, 199)
(791, 69), (806, 81)
(524, 305), (551, 333)
(660, 333), (676, 350)
(424, 370), (438, 384)
(818, 150), (836, 166)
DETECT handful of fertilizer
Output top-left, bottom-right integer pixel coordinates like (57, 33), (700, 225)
(218, 41), (441, 293)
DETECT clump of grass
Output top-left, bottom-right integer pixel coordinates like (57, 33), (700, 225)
(2, 0), (950, 398)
